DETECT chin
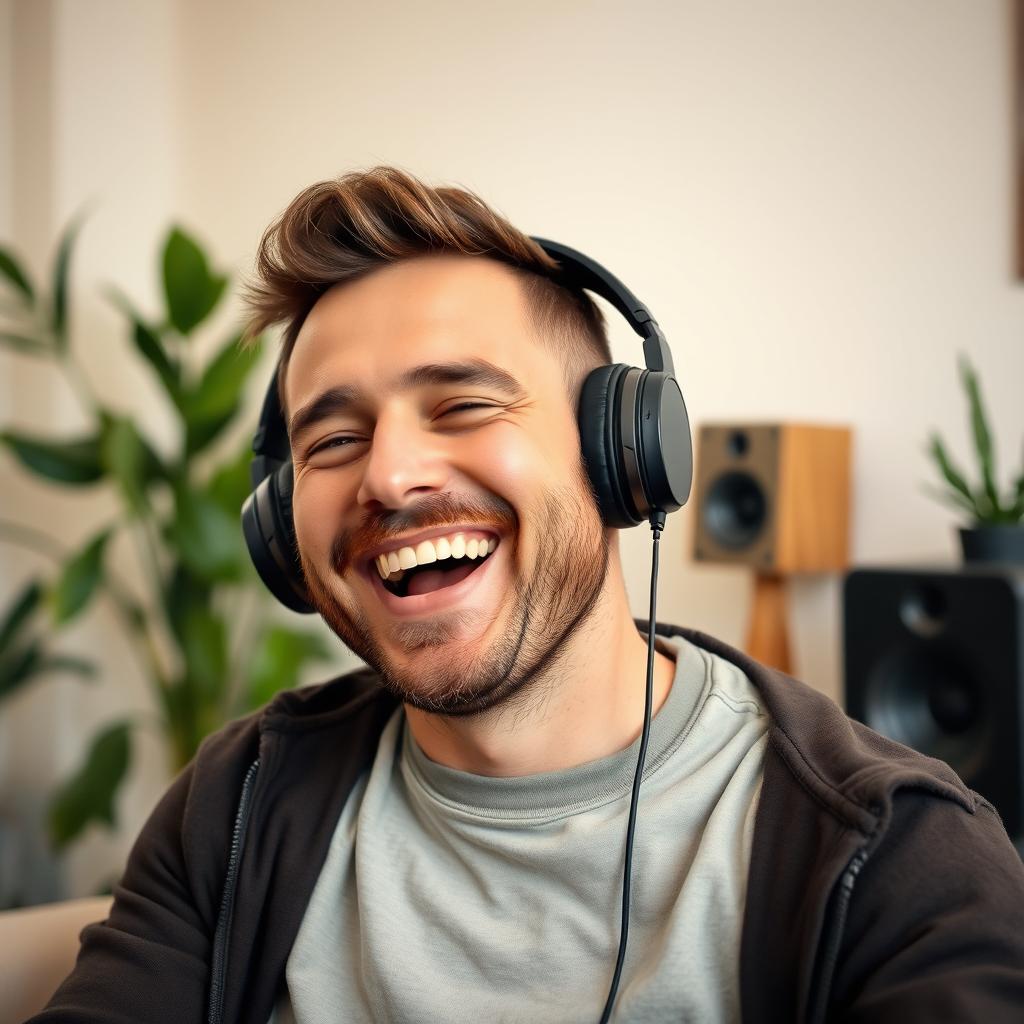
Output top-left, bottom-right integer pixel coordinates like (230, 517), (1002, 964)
(385, 608), (495, 653)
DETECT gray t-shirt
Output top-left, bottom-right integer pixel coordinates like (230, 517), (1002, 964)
(270, 633), (768, 1023)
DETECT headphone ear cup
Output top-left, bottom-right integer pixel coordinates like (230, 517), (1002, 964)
(241, 460), (315, 614)
(636, 371), (693, 516)
(578, 363), (643, 529)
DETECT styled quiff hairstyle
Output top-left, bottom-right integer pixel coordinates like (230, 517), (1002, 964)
(240, 166), (611, 415)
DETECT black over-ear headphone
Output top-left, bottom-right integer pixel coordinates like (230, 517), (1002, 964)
(241, 238), (693, 614)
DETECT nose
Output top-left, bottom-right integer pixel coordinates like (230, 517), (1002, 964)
(355, 408), (450, 512)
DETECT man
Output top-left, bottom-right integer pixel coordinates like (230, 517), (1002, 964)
(33, 168), (1024, 1023)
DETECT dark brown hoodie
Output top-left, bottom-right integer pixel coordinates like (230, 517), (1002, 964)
(29, 624), (1024, 1023)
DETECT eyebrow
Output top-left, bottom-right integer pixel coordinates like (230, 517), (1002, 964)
(288, 358), (526, 444)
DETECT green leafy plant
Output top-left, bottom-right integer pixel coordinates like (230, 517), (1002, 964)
(923, 353), (1024, 526)
(0, 217), (332, 855)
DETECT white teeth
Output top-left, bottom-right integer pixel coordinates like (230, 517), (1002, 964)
(415, 539), (437, 565)
(373, 531), (499, 581)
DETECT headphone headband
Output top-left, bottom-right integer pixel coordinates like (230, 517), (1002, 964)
(530, 237), (674, 376)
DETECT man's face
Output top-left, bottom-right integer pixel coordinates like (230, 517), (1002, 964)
(286, 254), (609, 716)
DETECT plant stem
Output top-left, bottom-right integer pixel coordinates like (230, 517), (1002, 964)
(226, 582), (261, 713)
(132, 515), (165, 592)
(126, 516), (177, 682)
(105, 581), (173, 701)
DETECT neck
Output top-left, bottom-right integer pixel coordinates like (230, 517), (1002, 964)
(405, 537), (676, 776)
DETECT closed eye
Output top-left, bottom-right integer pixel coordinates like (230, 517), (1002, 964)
(307, 435), (362, 456)
(444, 402), (493, 414)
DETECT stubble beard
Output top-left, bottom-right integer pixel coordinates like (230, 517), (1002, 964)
(300, 472), (610, 718)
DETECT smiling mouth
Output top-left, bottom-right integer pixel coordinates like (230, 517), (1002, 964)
(370, 531), (499, 599)
(382, 553), (493, 598)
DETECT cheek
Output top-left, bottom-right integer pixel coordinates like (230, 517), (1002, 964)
(480, 440), (535, 491)
(472, 417), (582, 494)
(292, 474), (347, 558)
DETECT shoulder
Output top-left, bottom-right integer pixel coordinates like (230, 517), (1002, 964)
(830, 775), (1024, 1018)
(123, 664), (396, 922)
(666, 630), (768, 721)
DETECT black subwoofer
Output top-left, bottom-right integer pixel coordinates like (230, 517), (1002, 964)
(843, 564), (1024, 839)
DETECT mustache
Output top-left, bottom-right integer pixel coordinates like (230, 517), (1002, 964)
(332, 492), (518, 573)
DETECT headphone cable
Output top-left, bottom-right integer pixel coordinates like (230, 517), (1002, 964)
(598, 508), (666, 1023)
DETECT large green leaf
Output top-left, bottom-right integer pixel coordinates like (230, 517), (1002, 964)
(207, 441), (256, 517)
(0, 580), (97, 701)
(49, 529), (112, 625)
(0, 430), (105, 484)
(168, 482), (245, 582)
(131, 318), (181, 404)
(244, 626), (332, 711)
(183, 333), (261, 456)
(187, 333), (261, 418)
(0, 641), (42, 702)
(184, 409), (235, 460)
(105, 284), (181, 399)
(0, 245), (35, 304)
(100, 415), (165, 514)
(0, 642), (97, 703)
(49, 721), (132, 849)
(0, 579), (44, 654)
(162, 227), (227, 336)
(51, 211), (89, 353)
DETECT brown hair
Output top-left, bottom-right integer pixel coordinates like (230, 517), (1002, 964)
(240, 166), (611, 415)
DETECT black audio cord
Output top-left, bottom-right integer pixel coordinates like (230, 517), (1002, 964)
(598, 509), (666, 1023)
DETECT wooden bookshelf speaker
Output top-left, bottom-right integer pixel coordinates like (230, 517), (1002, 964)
(692, 423), (853, 672)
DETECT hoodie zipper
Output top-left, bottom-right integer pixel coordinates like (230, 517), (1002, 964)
(207, 756), (261, 1024)
(806, 845), (869, 1024)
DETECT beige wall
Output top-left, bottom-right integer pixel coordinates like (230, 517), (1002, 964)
(2, 0), (1022, 898)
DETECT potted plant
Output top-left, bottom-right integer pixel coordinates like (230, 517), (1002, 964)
(924, 353), (1024, 564)
(0, 216), (334, 901)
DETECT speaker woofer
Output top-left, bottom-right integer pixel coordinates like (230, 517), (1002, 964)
(702, 471), (768, 550)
